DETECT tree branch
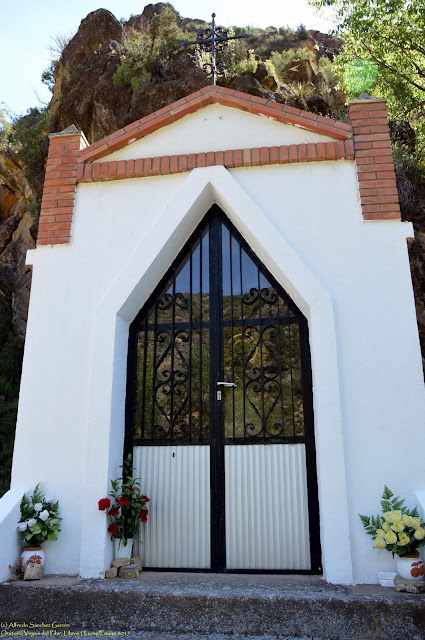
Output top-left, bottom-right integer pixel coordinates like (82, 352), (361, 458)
(359, 41), (425, 93)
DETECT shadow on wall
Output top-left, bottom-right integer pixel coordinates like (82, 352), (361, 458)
(0, 296), (24, 497)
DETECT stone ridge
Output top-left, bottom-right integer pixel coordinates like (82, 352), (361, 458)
(76, 140), (355, 184)
(77, 86), (353, 163)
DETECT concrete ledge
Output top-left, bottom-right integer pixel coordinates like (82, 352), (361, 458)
(0, 488), (26, 583)
(0, 573), (424, 639)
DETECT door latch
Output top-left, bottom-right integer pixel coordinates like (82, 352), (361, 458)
(216, 381), (237, 400)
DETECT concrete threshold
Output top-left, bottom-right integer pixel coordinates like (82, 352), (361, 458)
(0, 573), (424, 640)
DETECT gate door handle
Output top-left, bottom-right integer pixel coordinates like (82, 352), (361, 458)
(216, 381), (237, 387)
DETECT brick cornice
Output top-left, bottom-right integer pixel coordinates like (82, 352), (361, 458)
(348, 98), (401, 221)
(37, 129), (88, 247)
(76, 140), (355, 184)
(77, 86), (353, 164)
(38, 94), (401, 249)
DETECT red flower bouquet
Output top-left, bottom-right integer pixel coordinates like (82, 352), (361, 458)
(98, 454), (150, 545)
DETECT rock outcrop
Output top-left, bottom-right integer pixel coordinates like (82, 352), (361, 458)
(0, 149), (35, 336)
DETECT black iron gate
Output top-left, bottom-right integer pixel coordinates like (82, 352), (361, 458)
(124, 205), (321, 572)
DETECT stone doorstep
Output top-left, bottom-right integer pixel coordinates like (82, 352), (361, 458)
(0, 573), (424, 640)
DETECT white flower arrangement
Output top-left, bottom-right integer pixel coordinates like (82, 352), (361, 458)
(17, 483), (61, 546)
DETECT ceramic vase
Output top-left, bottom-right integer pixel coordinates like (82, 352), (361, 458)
(21, 546), (45, 568)
(396, 554), (425, 581)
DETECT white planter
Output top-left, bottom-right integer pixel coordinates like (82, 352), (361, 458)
(21, 546), (45, 568)
(377, 571), (397, 587)
(113, 538), (134, 560)
(396, 554), (425, 581)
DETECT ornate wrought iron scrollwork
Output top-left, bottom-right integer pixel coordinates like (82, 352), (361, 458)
(178, 13), (249, 85)
(157, 291), (189, 311)
(242, 288), (259, 306)
(152, 329), (191, 439)
(132, 211), (306, 446)
(242, 325), (284, 438)
(243, 287), (278, 306)
(157, 293), (173, 310)
(261, 288), (278, 305)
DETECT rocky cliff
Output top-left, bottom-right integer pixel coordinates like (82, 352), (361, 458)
(0, 3), (424, 371)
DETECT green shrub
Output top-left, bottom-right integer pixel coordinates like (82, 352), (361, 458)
(296, 24), (311, 40)
(219, 29), (257, 77)
(278, 26), (295, 36)
(317, 56), (341, 88)
(0, 104), (13, 151)
(114, 7), (195, 90)
(269, 47), (316, 81)
(5, 108), (50, 190)
(256, 33), (286, 59)
(41, 62), (56, 92)
(0, 297), (24, 401)
(279, 82), (319, 110)
(0, 399), (18, 497)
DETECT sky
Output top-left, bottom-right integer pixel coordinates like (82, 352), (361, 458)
(0, 0), (335, 117)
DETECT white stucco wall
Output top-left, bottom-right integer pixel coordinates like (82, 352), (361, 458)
(6, 108), (425, 584)
(100, 103), (334, 162)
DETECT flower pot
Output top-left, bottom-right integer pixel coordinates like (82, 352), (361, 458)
(113, 538), (134, 560)
(396, 554), (425, 581)
(21, 546), (45, 568)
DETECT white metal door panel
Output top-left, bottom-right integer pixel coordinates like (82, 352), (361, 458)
(225, 444), (311, 569)
(134, 445), (210, 568)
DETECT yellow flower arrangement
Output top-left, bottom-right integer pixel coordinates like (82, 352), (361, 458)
(359, 486), (425, 558)
(385, 530), (397, 545)
(374, 538), (386, 549)
(398, 533), (409, 546)
(414, 527), (425, 541)
(391, 520), (405, 533)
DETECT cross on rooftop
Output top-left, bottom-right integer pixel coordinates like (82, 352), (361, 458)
(179, 13), (249, 85)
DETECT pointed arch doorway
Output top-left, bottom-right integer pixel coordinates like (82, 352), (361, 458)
(124, 205), (321, 573)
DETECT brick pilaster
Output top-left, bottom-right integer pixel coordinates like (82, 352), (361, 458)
(348, 98), (401, 221)
(38, 126), (88, 246)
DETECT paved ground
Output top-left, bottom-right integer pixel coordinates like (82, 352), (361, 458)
(1, 573), (423, 640)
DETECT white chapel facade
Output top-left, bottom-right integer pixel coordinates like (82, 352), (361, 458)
(1, 86), (424, 584)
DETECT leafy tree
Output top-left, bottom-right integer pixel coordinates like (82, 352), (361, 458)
(308, 0), (425, 143)
(296, 23), (311, 40)
(41, 62), (56, 92)
(0, 104), (13, 151)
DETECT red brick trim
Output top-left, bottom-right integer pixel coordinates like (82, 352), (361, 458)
(38, 129), (88, 246)
(78, 86), (353, 163)
(348, 99), (401, 221)
(40, 95), (400, 248)
(76, 140), (355, 184)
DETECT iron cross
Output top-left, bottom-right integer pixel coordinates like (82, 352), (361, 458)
(179, 13), (249, 85)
